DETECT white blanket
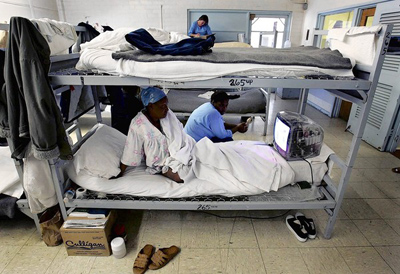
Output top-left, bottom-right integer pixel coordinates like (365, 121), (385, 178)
(159, 111), (294, 193)
(31, 18), (77, 55)
(67, 124), (334, 198)
(67, 143), (332, 198)
(0, 147), (23, 198)
(190, 139), (294, 193)
(328, 25), (382, 66)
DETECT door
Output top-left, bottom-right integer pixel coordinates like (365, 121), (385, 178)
(339, 7), (376, 121)
(347, 1), (400, 151)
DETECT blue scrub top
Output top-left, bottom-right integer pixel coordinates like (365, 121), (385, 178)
(184, 102), (232, 142)
(188, 21), (212, 36)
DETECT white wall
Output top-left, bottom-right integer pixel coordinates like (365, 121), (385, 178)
(58, 0), (306, 46)
(0, 0), (59, 23)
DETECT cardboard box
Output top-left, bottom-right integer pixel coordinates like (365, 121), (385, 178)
(60, 210), (116, 256)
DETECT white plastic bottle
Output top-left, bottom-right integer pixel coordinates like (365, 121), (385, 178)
(63, 189), (75, 203)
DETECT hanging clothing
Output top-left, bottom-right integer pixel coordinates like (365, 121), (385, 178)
(72, 22), (100, 53)
(0, 17), (72, 160)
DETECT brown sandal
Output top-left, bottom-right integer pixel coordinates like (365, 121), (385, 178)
(133, 244), (155, 274)
(148, 245), (181, 270)
(392, 167), (400, 173)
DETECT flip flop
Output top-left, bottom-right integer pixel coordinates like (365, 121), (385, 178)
(392, 167), (400, 173)
(148, 245), (181, 270)
(133, 244), (155, 274)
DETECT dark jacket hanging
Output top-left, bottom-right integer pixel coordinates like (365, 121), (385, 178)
(0, 17), (72, 160)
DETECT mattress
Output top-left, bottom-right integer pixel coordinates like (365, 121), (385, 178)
(74, 27), (355, 82)
(76, 48), (355, 82)
(66, 144), (334, 199)
(167, 88), (266, 114)
(74, 25), (384, 82)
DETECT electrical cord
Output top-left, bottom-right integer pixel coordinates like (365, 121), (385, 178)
(302, 157), (314, 185)
(189, 210), (290, 220)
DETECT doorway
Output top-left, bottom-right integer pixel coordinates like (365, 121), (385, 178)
(339, 7), (376, 121)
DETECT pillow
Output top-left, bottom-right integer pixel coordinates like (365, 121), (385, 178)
(73, 124), (126, 178)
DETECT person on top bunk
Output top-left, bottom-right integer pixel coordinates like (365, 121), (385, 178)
(184, 91), (248, 142)
(188, 15), (212, 38)
(117, 87), (195, 183)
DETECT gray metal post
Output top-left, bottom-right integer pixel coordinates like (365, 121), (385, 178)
(260, 88), (270, 136)
(324, 24), (393, 238)
(297, 88), (308, 114)
(48, 159), (68, 221)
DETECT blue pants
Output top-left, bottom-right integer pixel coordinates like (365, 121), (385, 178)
(210, 136), (234, 143)
(125, 28), (215, 56)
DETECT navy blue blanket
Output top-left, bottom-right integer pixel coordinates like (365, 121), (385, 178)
(125, 28), (215, 56)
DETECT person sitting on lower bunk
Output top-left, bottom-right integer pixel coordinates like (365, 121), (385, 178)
(118, 87), (195, 183)
(184, 91), (248, 142)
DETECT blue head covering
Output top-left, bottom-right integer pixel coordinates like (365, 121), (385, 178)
(141, 87), (166, 106)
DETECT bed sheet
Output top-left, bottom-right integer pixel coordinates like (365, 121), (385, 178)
(66, 144), (333, 199)
(0, 147), (23, 198)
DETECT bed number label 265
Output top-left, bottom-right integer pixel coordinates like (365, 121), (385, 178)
(229, 79), (254, 86)
(197, 204), (217, 210)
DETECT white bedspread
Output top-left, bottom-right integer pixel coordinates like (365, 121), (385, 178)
(0, 147), (23, 198)
(328, 25), (382, 66)
(67, 142), (332, 198)
(66, 124), (334, 198)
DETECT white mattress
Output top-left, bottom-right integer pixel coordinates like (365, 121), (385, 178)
(76, 48), (355, 82)
(74, 25), (386, 82)
(66, 144), (334, 199)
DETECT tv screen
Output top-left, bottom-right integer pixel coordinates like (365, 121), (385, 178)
(274, 117), (290, 152)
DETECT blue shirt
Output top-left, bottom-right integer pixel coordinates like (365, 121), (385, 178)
(184, 102), (232, 142)
(188, 21), (212, 36)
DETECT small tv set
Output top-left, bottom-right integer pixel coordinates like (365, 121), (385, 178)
(273, 111), (324, 161)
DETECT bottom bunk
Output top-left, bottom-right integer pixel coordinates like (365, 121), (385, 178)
(50, 123), (339, 238)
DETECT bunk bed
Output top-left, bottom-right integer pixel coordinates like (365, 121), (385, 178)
(1, 18), (393, 239)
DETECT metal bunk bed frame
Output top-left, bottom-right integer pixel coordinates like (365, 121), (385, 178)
(48, 24), (392, 239)
(2, 22), (392, 239)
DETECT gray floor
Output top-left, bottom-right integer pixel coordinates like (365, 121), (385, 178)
(1, 97), (400, 273)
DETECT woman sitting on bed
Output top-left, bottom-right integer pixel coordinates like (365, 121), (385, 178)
(188, 15), (212, 38)
(118, 87), (195, 183)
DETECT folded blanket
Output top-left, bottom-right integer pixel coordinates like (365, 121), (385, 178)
(113, 46), (352, 69)
(327, 28), (349, 42)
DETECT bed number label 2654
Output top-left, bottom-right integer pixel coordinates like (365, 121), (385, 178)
(229, 79), (254, 86)
(197, 204), (217, 210)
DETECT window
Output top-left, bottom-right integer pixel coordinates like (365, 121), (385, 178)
(320, 11), (354, 48)
(251, 16), (287, 48)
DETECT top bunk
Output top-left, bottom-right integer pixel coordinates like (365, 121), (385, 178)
(48, 24), (392, 106)
(0, 18), (393, 106)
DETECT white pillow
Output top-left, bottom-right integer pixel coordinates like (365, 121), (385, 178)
(73, 124), (126, 178)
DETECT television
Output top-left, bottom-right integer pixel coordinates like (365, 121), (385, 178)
(273, 111), (324, 161)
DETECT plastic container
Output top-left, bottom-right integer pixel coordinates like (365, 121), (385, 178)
(238, 33), (245, 43)
(111, 237), (126, 259)
(63, 189), (75, 203)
